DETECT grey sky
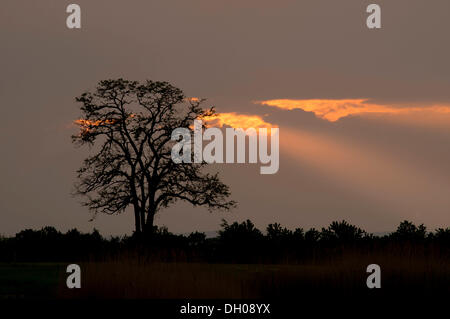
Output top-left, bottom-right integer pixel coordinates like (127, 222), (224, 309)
(1, 1), (450, 236)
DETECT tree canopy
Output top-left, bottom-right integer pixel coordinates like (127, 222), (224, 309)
(72, 79), (235, 235)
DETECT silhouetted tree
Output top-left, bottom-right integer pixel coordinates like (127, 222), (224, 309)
(266, 223), (292, 240)
(1, 221), (449, 263)
(218, 219), (264, 262)
(187, 231), (207, 247)
(219, 219), (263, 243)
(433, 228), (450, 243)
(321, 220), (366, 242)
(305, 228), (321, 242)
(292, 228), (305, 240)
(72, 79), (235, 236)
(391, 220), (427, 241)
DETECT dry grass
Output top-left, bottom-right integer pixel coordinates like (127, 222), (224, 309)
(58, 249), (450, 299)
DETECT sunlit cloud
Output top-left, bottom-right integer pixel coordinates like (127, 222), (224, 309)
(74, 118), (118, 135)
(74, 112), (273, 137)
(202, 112), (274, 129)
(73, 114), (137, 136)
(257, 99), (450, 122)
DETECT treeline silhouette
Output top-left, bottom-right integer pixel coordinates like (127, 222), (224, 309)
(1, 220), (449, 263)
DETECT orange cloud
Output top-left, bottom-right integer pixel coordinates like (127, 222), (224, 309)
(74, 119), (117, 127)
(74, 113), (273, 136)
(74, 113), (139, 134)
(74, 119), (118, 134)
(257, 99), (450, 122)
(201, 112), (273, 129)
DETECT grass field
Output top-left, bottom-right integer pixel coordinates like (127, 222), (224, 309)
(60, 256), (449, 299)
(0, 263), (64, 299)
(1, 249), (448, 299)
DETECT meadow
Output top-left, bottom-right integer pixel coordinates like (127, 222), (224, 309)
(1, 220), (449, 299)
(59, 251), (449, 299)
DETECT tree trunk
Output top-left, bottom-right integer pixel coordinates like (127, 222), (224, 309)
(144, 209), (156, 237)
(140, 209), (146, 236)
(130, 174), (141, 236)
(133, 204), (141, 235)
(134, 208), (141, 235)
(144, 190), (157, 238)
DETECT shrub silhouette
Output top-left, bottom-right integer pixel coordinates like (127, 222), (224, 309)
(321, 220), (367, 242)
(265, 224), (305, 241)
(219, 219), (263, 243)
(305, 228), (321, 242)
(217, 219), (264, 263)
(391, 220), (427, 241)
(187, 232), (207, 247)
(0, 220), (448, 263)
(433, 228), (450, 243)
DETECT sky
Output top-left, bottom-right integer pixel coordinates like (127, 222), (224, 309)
(1, 0), (450, 236)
